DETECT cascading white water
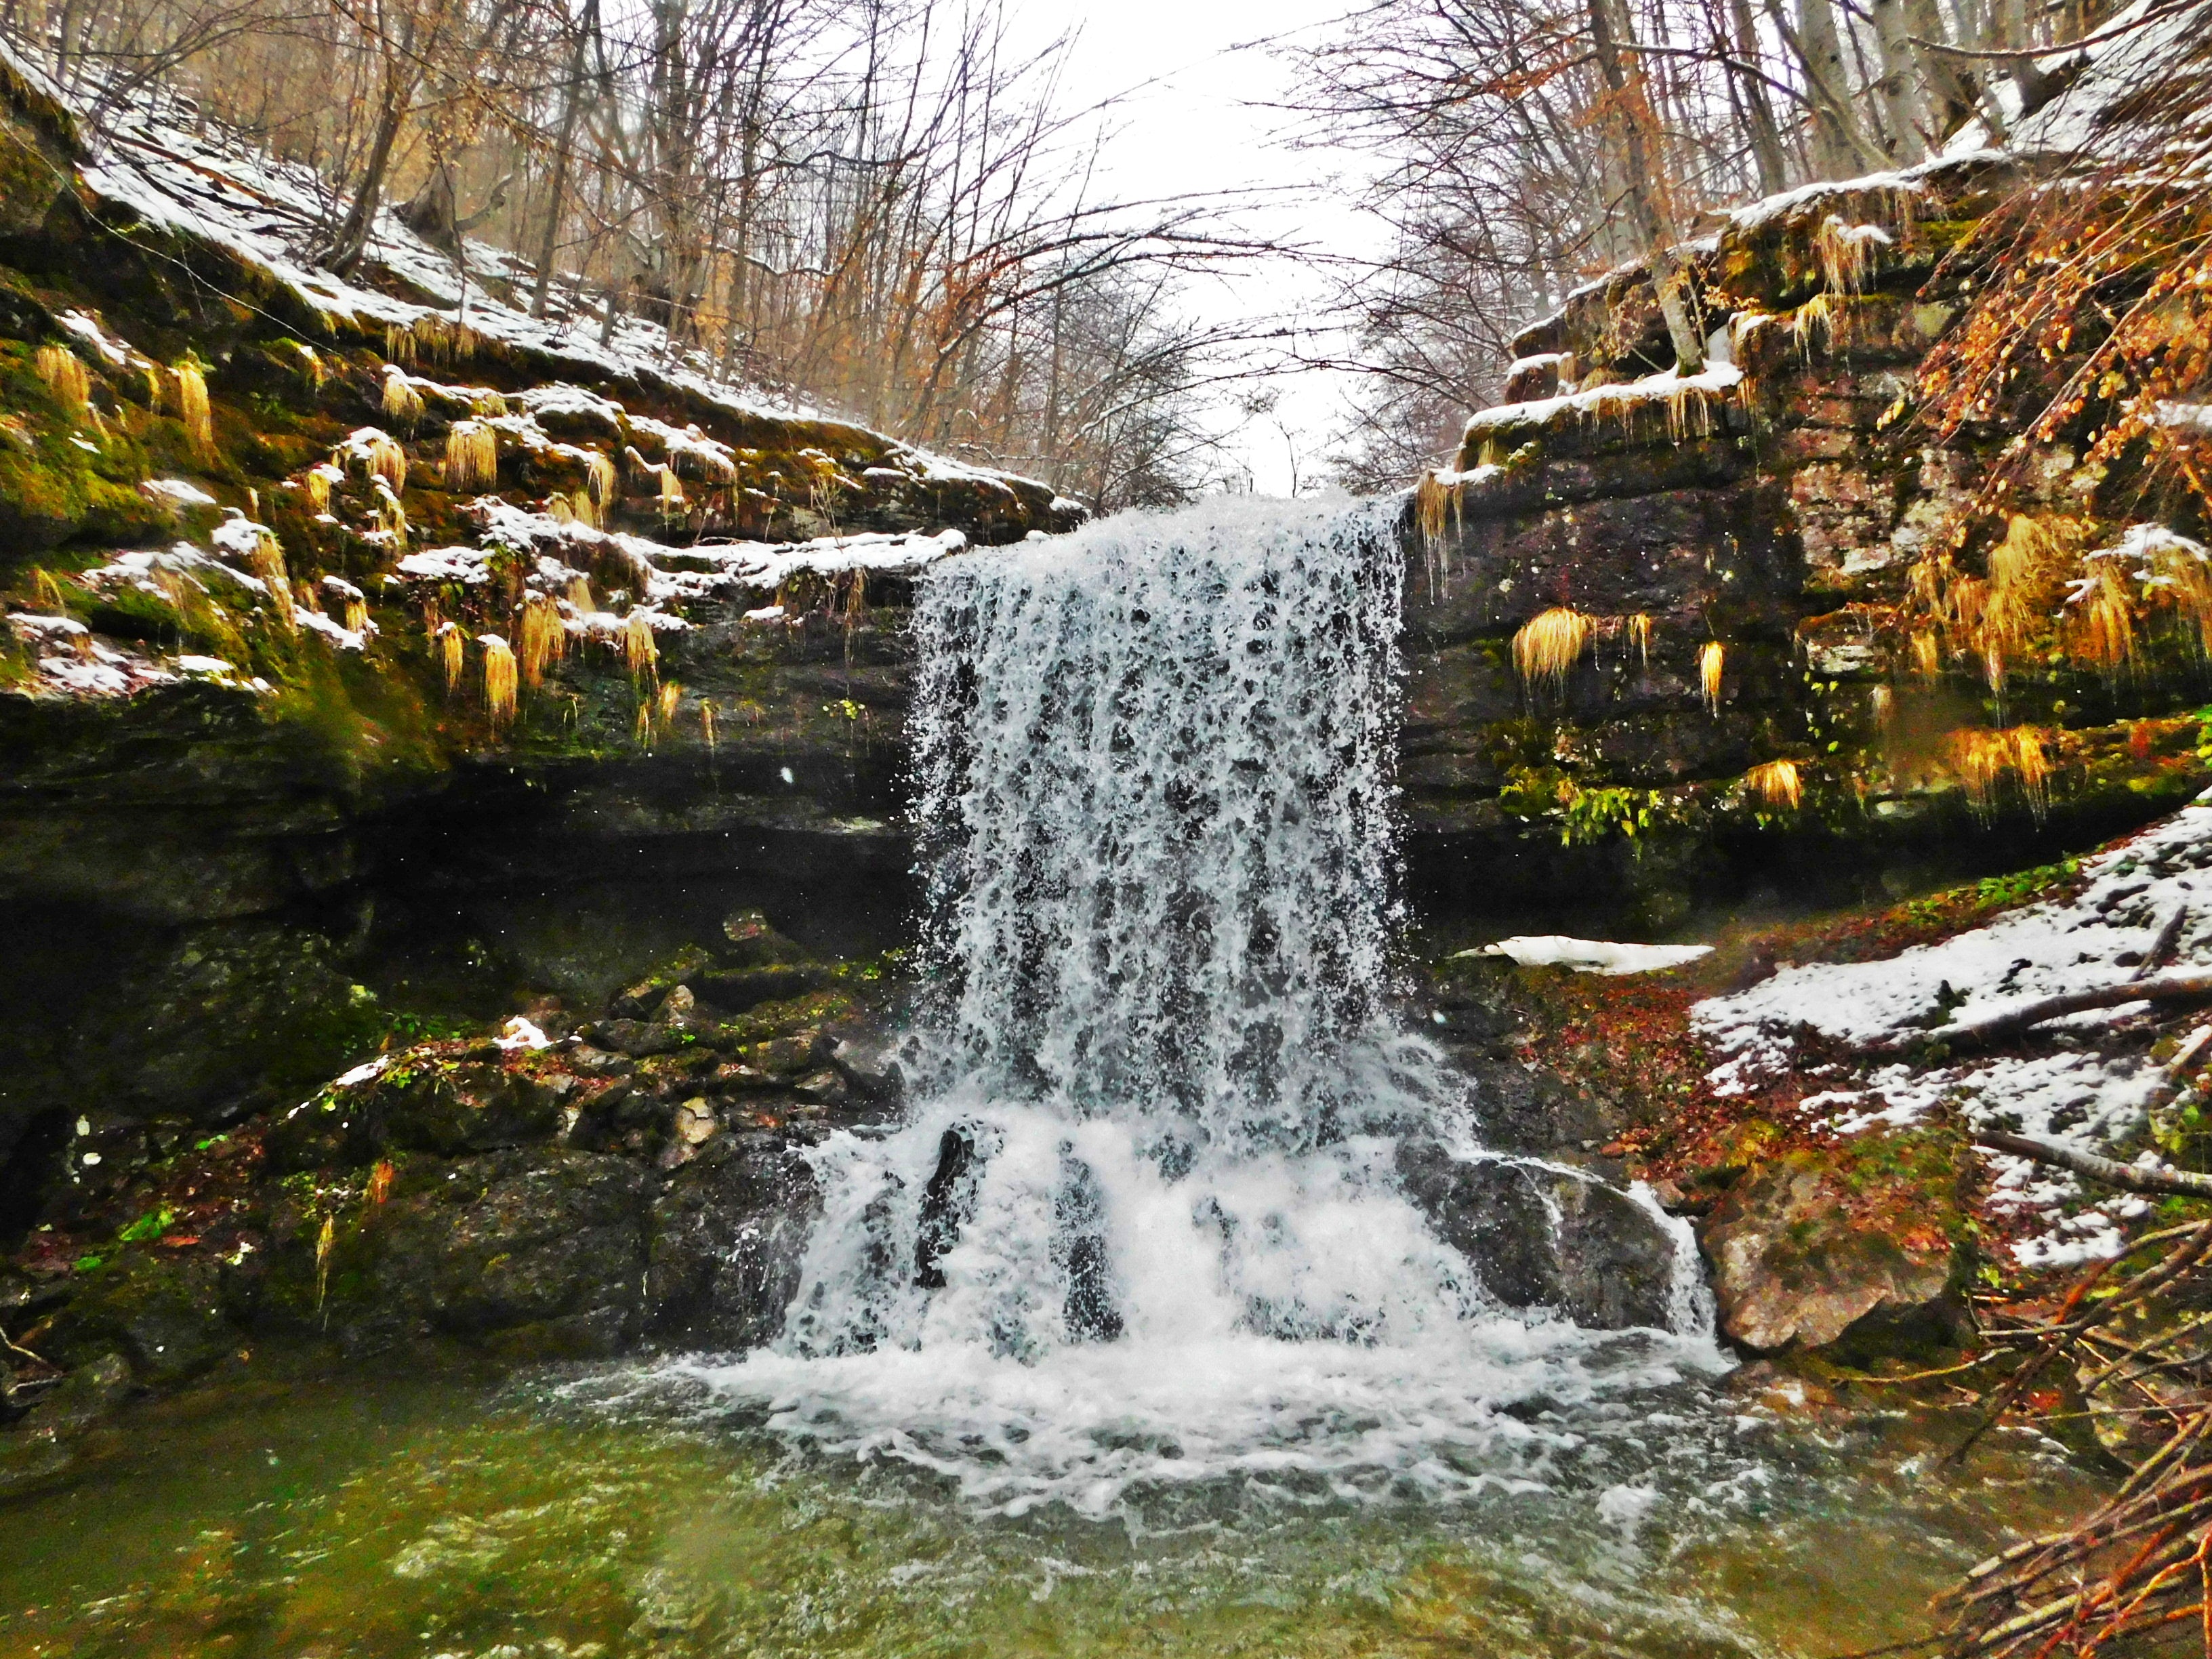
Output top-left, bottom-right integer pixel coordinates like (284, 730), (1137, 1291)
(684, 497), (1723, 1517)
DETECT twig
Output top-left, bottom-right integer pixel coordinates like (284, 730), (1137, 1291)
(2136, 906), (2191, 980)
(1859, 973), (2212, 1059)
(1975, 1131), (2212, 1200)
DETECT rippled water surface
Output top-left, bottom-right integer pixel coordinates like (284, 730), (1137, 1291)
(0, 1362), (2105, 1659)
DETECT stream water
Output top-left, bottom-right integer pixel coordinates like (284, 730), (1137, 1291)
(0, 499), (2108, 1655)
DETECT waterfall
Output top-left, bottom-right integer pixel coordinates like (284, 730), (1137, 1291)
(684, 497), (1721, 1517)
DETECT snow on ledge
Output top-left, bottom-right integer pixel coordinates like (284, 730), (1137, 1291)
(1462, 936), (1715, 975)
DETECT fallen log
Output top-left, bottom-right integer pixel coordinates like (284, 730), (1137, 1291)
(1974, 1130), (2212, 1199)
(1858, 972), (2212, 1058)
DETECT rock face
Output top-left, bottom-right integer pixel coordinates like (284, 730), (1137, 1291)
(1397, 154), (2206, 919)
(1395, 1139), (1679, 1330)
(1697, 1134), (1969, 1355)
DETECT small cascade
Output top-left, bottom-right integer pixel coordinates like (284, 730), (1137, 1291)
(694, 496), (1720, 1515)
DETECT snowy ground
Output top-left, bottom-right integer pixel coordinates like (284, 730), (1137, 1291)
(1693, 799), (2212, 1265)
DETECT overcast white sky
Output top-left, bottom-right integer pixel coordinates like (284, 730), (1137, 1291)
(1010, 0), (1393, 496)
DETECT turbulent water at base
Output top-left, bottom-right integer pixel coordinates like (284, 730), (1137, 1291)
(683, 496), (1722, 1519)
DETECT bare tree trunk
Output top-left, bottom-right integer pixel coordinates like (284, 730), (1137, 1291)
(531, 0), (597, 318)
(329, 63), (411, 275)
(1793, 0), (1870, 178)
(1727, 0), (1790, 192)
(1587, 0), (1704, 374)
(1870, 0), (1925, 159)
(1906, 0), (1978, 138)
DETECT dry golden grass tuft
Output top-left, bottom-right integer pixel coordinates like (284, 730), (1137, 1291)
(34, 344), (89, 413)
(1512, 607), (1595, 689)
(445, 420), (498, 493)
(1946, 726), (2051, 819)
(518, 592), (565, 689)
(1699, 640), (1725, 713)
(380, 369), (424, 430)
(171, 359), (213, 460)
(1744, 758), (1802, 809)
(480, 633), (518, 726)
(624, 610), (659, 685)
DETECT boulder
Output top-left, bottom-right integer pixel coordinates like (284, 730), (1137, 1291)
(1395, 1140), (1678, 1329)
(39, 1248), (237, 1387)
(721, 909), (808, 967)
(0, 1350), (129, 1498)
(647, 1130), (820, 1349)
(611, 945), (718, 1019)
(1696, 1132), (1969, 1356)
(253, 1147), (653, 1357)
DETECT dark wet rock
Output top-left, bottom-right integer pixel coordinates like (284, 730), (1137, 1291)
(915, 1126), (981, 1291)
(254, 1148), (651, 1357)
(593, 1019), (687, 1059)
(0, 1350), (129, 1498)
(266, 1056), (562, 1172)
(693, 964), (829, 1013)
(822, 1021), (906, 1111)
(612, 946), (716, 1019)
(40, 1249), (236, 1387)
(1456, 1057), (1622, 1158)
(746, 1032), (825, 1076)
(647, 1130), (820, 1349)
(1395, 1139), (1677, 1329)
(1697, 1132), (1970, 1357)
(721, 909), (807, 967)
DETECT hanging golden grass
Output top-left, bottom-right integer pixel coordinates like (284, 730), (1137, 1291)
(245, 531), (291, 629)
(365, 1160), (394, 1206)
(445, 421), (498, 493)
(548, 493), (574, 524)
(302, 464), (332, 514)
(436, 621), (464, 693)
(469, 388), (506, 418)
(571, 488), (598, 529)
(623, 610), (659, 685)
(1512, 607), (1595, 690)
(1697, 640), (1725, 713)
(295, 342), (324, 393)
(30, 567), (77, 615)
(583, 450), (616, 506)
(384, 322), (417, 367)
(353, 432), (407, 489)
(567, 575), (595, 613)
(2139, 535), (2212, 653)
(374, 480), (408, 551)
(1622, 613), (1652, 666)
(314, 1212), (334, 1315)
(1870, 684), (1894, 726)
(1745, 758), (1803, 810)
(1947, 726), (2053, 819)
(381, 369), (424, 431)
(35, 344), (89, 413)
(171, 359), (213, 459)
(479, 633), (518, 726)
(1910, 631), (1943, 679)
(2071, 559), (2138, 672)
(518, 592), (565, 689)
(700, 698), (716, 752)
(658, 466), (686, 520)
(1414, 470), (1460, 545)
(1791, 290), (1844, 357)
(342, 592), (369, 635)
(658, 680), (681, 730)
(1813, 215), (1887, 295)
